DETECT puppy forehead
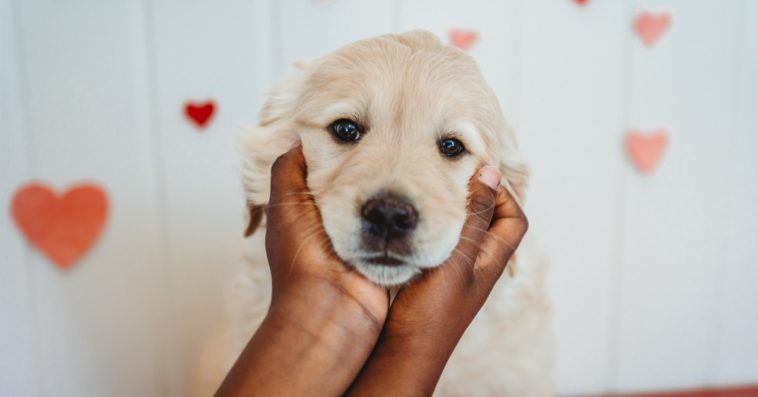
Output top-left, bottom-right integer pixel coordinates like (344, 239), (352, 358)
(299, 41), (491, 122)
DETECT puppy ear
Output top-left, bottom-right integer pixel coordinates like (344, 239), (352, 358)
(497, 124), (530, 206)
(394, 29), (444, 50)
(237, 58), (321, 217)
(244, 203), (265, 237)
(259, 59), (320, 126)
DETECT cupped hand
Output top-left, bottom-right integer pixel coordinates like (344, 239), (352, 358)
(216, 143), (388, 397)
(264, 142), (389, 324)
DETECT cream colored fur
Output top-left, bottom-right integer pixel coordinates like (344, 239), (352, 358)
(191, 30), (553, 396)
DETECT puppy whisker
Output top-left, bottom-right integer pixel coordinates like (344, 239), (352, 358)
(486, 231), (517, 252)
(265, 202), (314, 208)
(285, 192), (316, 198)
(449, 258), (469, 285)
(453, 248), (475, 268)
(467, 186), (497, 216)
(288, 229), (328, 277)
(458, 235), (480, 247)
(461, 225), (518, 252)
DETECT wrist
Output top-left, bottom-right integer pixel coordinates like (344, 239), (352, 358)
(217, 280), (384, 397)
(344, 296), (478, 397)
(268, 279), (385, 346)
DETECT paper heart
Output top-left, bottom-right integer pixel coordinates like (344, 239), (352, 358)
(635, 12), (672, 47)
(11, 183), (108, 270)
(185, 101), (216, 128)
(573, 0), (589, 5)
(626, 131), (668, 173)
(449, 29), (478, 51)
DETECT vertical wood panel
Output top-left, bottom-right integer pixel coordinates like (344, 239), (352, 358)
(0, 0), (40, 395)
(714, 0), (758, 387)
(17, 1), (165, 396)
(3, 2), (757, 396)
(278, 0), (396, 78)
(401, 0), (518, 121)
(518, 1), (628, 394)
(616, 1), (740, 392)
(150, 1), (273, 395)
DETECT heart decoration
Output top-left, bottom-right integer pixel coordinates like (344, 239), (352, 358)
(11, 183), (109, 270)
(573, 0), (589, 5)
(449, 29), (478, 51)
(626, 130), (669, 173)
(185, 101), (216, 129)
(635, 12), (672, 48)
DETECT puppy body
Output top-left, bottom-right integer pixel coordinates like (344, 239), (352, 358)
(192, 30), (553, 396)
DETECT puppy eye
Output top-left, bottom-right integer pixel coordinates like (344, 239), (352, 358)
(330, 119), (361, 142)
(439, 138), (466, 157)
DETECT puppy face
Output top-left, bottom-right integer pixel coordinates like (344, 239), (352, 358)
(239, 30), (528, 286)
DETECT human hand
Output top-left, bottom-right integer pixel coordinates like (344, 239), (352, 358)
(216, 142), (388, 397)
(263, 141), (388, 322)
(346, 166), (529, 396)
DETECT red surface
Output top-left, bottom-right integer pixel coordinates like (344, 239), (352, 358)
(574, 0), (589, 5)
(598, 385), (758, 397)
(635, 12), (672, 47)
(626, 130), (668, 173)
(11, 183), (108, 270)
(449, 29), (478, 51)
(184, 101), (216, 128)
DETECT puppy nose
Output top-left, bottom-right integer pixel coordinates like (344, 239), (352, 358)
(361, 196), (418, 240)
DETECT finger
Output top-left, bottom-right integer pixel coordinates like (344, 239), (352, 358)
(449, 166), (501, 267)
(476, 186), (528, 276)
(266, 141), (317, 222)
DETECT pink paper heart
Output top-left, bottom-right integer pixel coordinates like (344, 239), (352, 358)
(12, 183), (109, 269)
(635, 12), (672, 47)
(626, 130), (668, 173)
(449, 29), (478, 51)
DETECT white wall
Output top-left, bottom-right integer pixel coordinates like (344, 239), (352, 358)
(1, 1), (756, 396)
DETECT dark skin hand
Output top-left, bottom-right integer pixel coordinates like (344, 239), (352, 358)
(215, 142), (528, 397)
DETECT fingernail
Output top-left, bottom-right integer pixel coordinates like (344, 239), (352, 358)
(477, 166), (501, 190)
(290, 140), (302, 149)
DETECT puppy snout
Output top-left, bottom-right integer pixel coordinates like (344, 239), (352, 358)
(361, 196), (418, 240)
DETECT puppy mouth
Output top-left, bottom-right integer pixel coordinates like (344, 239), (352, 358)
(352, 252), (419, 286)
(363, 254), (406, 267)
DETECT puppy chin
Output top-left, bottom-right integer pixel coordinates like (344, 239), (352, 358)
(352, 261), (421, 287)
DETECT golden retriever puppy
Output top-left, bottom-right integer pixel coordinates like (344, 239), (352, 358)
(192, 30), (553, 397)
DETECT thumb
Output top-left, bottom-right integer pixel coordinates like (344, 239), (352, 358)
(448, 166), (500, 266)
(266, 141), (314, 223)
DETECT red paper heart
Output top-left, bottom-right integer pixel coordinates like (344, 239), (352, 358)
(449, 29), (478, 51)
(185, 101), (216, 128)
(573, 0), (589, 5)
(11, 183), (108, 270)
(635, 12), (672, 47)
(626, 131), (668, 173)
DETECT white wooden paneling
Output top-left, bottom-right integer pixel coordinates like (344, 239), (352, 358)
(401, 0), (518, 121)
(0, 0), (40, 395)
(150, 1), (273, 395)
(714, 0), (758, 386)
(518, 1), (628, 394)
(2, 2), (758, 396)
(277, 0), (397, 77)
(16, 1), (166, 396)
(615, 1), (741, 392)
